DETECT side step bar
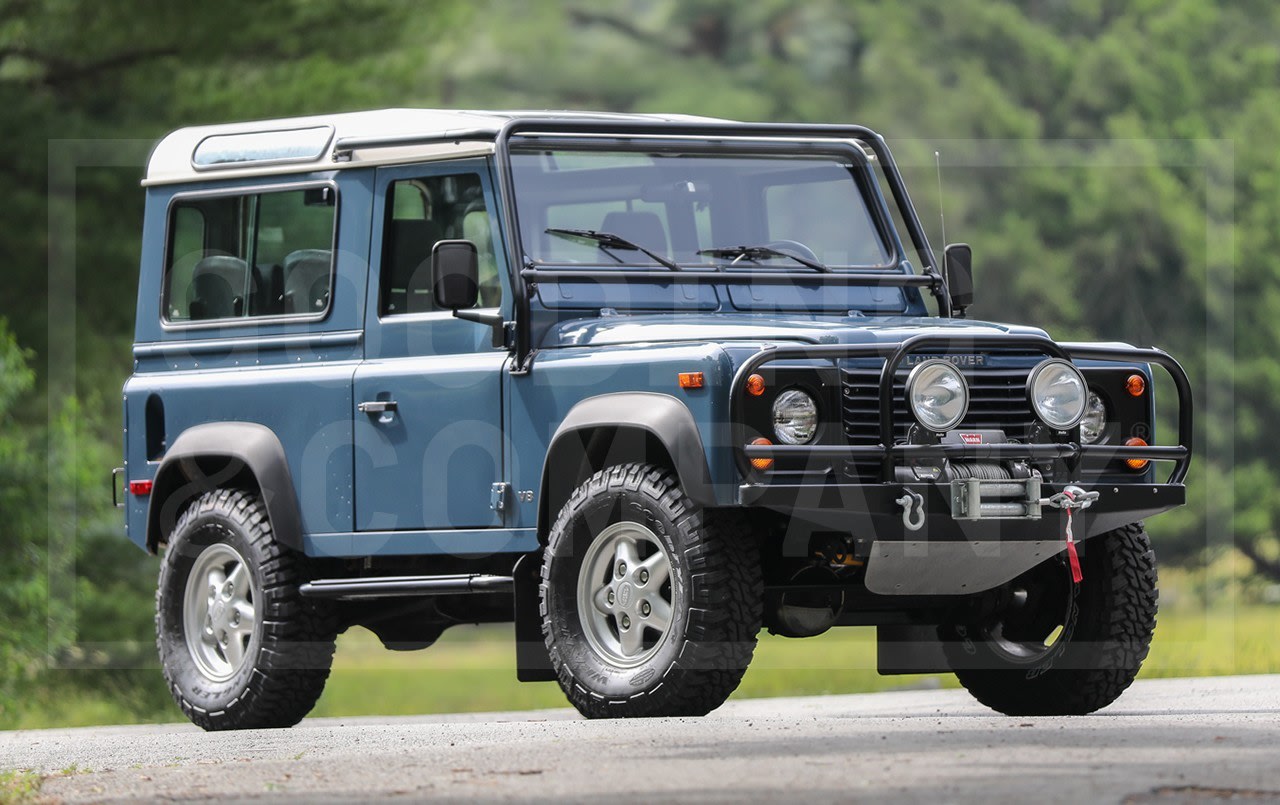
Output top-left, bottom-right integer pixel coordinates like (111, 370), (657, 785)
(298, 574), (514, 600)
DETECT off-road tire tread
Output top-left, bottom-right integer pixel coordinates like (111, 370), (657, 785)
(949, 522), (1157, 716)
(542, 463), (763, 719)
(156, 488), (337, 731)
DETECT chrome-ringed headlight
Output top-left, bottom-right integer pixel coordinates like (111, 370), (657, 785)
(772, 388), (819, 445)
(1080, 390), (1108, 444)
(1027, 359), (1088, 430)
(905, 359), (969, 432)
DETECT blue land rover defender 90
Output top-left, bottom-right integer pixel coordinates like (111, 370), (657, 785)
(120, 111), (1191, 730)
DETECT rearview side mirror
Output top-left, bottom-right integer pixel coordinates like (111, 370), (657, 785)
(944, 243), (974, 315)
(432, 240), (479, 310)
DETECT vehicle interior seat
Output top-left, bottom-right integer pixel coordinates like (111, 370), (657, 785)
(187, 255), (247, 320)
(387, 219), (443, 314)
(600, 211), (670, 258)
(282, 249), (332, 314)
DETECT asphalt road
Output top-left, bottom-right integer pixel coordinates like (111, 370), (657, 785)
(3, 675), (1278, 803)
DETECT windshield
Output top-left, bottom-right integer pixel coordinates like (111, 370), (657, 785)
(509, 148), (895, 270)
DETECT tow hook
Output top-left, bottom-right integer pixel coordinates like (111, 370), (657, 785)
(895, 488), (926, 532)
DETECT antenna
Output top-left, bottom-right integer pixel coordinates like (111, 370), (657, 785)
(934, 150), (947, 248)
(934, 149), (953, 311)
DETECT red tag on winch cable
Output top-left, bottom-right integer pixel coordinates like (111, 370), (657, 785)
(1065, 508), (1083, 584)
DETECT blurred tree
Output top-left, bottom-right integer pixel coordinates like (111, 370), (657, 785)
(0, 0), (468, 388)
(0, 317), (38, 717)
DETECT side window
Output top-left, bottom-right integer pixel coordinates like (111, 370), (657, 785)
(163, 186), (337, 323)
(380, 172), (502, 315)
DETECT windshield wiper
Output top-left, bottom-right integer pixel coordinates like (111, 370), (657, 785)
(545, 228), (681, 271)
(697, 245), (832, 273)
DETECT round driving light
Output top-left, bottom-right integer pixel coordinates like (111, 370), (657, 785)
(905, 360), (969, 432)
(1080, 391), (1108, 445)
(772, 389), (819, 445)
(1027, 359), (1087, 430)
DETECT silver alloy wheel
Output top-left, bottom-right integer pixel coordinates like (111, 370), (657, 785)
(183, 543), (258, 682)
(577, 521), (675, 668)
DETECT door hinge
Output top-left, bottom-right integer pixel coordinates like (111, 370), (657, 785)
(490, 482), (509, 512)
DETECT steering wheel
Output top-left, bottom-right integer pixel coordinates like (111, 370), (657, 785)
(763, 239), (821, 262)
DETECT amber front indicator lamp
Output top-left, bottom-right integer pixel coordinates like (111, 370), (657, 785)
(1124, 437), (1150, 470)
(1126, 374), (1146, 397)
(678, 371), (704, 389)
(749, 437), (774, 470)
(746, 374), (766, 397)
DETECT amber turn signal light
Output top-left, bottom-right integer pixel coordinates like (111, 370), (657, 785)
(678, 371), (704, 389)
(746, 374), (766, 397)
(1126, 374), (1146, 397)
(749, 437), (774, 470)
(1124, 437), (1150, 470)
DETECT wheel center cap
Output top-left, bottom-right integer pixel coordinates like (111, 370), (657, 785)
(617, 582), (634, 609)
(211, 599), (227, 624)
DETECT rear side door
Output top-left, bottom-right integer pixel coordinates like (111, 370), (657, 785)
(353, 159), (510, 533)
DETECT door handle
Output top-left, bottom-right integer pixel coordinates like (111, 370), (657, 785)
(358, 400), (398, 414)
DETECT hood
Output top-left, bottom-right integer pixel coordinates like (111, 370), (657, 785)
(542, 313), (1051, 350)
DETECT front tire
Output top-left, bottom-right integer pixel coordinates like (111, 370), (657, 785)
(156, 489), (337, 730)
(541, 463), (762, 718)
(940, 523), (1158, 716)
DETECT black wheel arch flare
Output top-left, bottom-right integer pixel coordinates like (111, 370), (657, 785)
(536, 392), (716, 543)
(146, 421), (302, 553)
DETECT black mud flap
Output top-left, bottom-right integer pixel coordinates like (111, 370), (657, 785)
(877, 624), (952, 675)
(513, 551), (557, 682)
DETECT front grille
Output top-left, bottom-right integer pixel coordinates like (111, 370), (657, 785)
(841, 356), (1042, 480)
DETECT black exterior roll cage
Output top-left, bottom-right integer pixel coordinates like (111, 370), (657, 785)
(491, 119), (951, 372)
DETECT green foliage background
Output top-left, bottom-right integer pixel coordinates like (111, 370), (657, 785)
(0, 0), (1273, 725)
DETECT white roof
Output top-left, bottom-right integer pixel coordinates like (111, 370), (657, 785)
(143, 108), (735, 186)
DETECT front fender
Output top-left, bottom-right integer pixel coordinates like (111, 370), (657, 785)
(537, 392), (715, 536)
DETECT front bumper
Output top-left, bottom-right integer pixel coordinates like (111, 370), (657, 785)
(740, 480), (1185, 542)
(730, 334), (1193, 595)
(744, 478), (1184, 595)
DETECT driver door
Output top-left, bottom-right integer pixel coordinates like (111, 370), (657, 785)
(353, 159), (510, 533)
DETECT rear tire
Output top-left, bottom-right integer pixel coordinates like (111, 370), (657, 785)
(940, 523), (1157, 716)
(541, 463), (762, 718)
(156, 488), (337, 731)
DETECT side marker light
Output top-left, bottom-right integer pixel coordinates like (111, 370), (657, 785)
(749, 437), (774, 470)
(678, 372), (704, 389)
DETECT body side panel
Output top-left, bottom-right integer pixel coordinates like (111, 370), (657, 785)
(123, 168), (375, 548)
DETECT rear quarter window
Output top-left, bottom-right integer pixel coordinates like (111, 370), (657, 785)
(163, 185), (337, 324)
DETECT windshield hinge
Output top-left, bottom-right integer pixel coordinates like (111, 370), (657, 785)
(490, 483), (509, 513)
